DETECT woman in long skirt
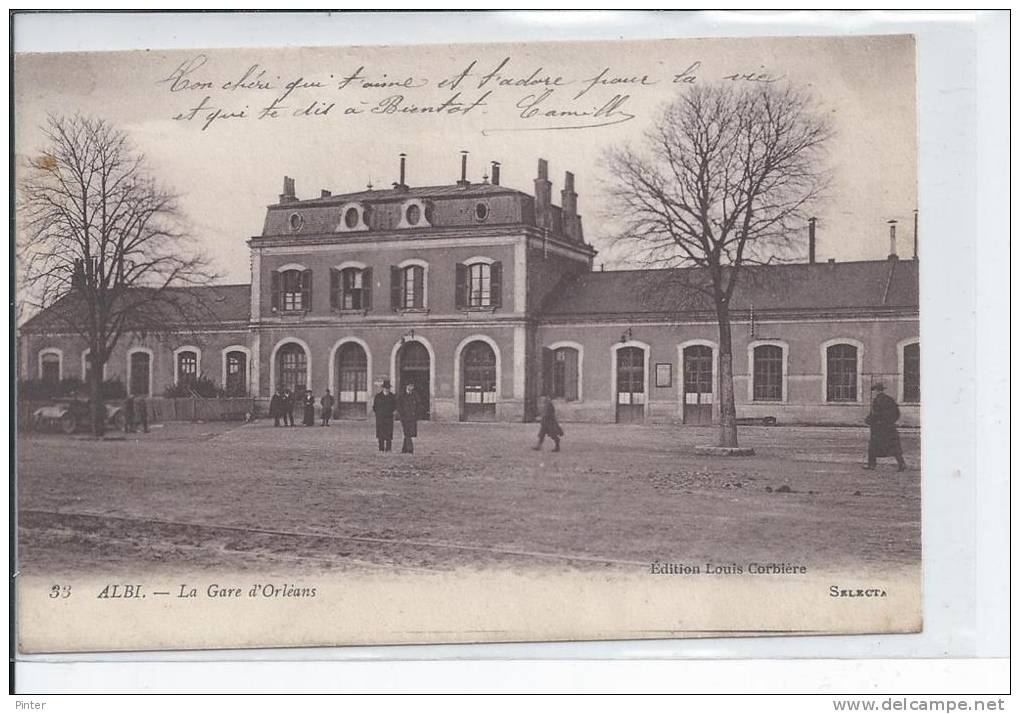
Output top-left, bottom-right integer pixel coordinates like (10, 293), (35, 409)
(302, 389), (315, 426)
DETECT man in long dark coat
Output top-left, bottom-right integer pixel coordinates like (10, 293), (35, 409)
(864, 383), (906, 471)
(270, 388), (283, 427)
(532, 394), (563, 452)
(372, 380), (396, 452)
(320, 389), (334, 427)
(397, 382), (420, 454)
(282, 389), (295, 426)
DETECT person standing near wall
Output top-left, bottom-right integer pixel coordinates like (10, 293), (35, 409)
(302, 388), (315, 426)
(397, 382), (419, 454)
(373, 380), (396, 452)
(320, 389), (334, 427)
(270, 388), (283, 427)
(282, 389), (295, 427)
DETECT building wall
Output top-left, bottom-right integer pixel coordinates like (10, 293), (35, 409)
(19, 328), (252, 396)
(535, 316), (921, 426)
(255, 322), (525, 422)
(257, 241), (521, 319)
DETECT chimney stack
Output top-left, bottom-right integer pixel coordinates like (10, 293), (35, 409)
(491, 161), (501, 186)
(808, 217), (817, 263)
(393, 153), (408, 191)
(321, 189), (331, 198)
(561, 171), (578, 241)
(279, 176), (296, 203)
(887, 219), (899, 260)
(457, 151), (470, 187)
(913, 209), (918, 260)
(534, 158), (552, 229)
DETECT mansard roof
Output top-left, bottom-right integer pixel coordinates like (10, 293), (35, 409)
(274, 182), (521, 206)
(539, 259), (919, 321)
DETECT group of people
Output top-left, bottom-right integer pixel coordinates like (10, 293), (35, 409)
(268, 387), (336, 427)
(263, 380), (906, 469)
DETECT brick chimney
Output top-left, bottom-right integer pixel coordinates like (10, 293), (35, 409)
(279, 176), (296, 203)
(561, 171), (578, 241)
(887, 219), (899, 260)
(321, 189), (332, 198)
(491, 161), (501, 186)
(534, 158), (552, 229)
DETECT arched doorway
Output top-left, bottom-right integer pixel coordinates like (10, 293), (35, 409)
(225, 350), (248, 396)
(682, 344), (713, 425)
(615, 346), (645, 423)
(277, 343), (307, 395)
(336, 342), (368, 418)
(396, 341), (430, 420)
(462, 340), (497, 421)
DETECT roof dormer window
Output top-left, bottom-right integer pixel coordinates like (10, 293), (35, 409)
(288, 212), (304, 232)
(336, 203), (368, 232)
(398, 199), (432, 229)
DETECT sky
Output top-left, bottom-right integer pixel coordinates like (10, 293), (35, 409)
(14, 34), (917, 284)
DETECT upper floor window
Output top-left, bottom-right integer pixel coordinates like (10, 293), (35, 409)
(391, 262), (426, 310)
(455, 259), (502, 309)
(752, 344), (783, 401)
(330, 266), (373, 311)
(336, 203), (368, 232)
(902, 341), (920, 403)
(826, 343), (858, 402)
(271, 267), (312, 313)
(398, 199), (432, 229)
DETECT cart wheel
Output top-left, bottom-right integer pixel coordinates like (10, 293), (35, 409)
(60, 414), (77, 434)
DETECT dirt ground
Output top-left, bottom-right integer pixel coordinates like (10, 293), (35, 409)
(16, 419), (920, 575)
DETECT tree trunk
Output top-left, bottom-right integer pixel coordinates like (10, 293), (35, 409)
(89, 355), (105, 437)
(716, 306), (739, 448)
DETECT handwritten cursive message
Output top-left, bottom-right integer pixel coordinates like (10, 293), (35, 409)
(158, 54), (783, 133)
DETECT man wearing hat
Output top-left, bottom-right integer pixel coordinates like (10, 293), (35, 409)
(372, 379), (397, 452)
(864, 383), (907, 471)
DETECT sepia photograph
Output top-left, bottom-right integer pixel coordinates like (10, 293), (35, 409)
(14, 30), (924, 653)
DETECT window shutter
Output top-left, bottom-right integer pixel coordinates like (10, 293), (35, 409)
(541, 347), (554, 397)
(301, 269), (313, 311)
(455, 263), (466, 308)
(565, 349), (579, 401)
(270, 270), (280, 312)
(329, 269), (339, 310)
(413, 266), (425, 308)
(390, 266), (401, 310)
(490, 261), (502, 308)
(362, 267), (372, 309)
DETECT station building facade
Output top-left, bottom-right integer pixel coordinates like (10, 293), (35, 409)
(19, 156), (920, 426)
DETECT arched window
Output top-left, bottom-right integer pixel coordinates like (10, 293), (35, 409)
(277, 343), (307, 394)
(455, 259), (502, 309)
(545, 346), (579, 401)
(270, 267), (312, 313)
(902, 341), (920, 403)
(753, 345), (784, 401)
(129, 351), (151, 396)
(224, 351), (248, 396)
(331, 267), (372, 311)
(335, 342), (368, 418)
(826, 343), (858, 402)
(462, 340), (497, 421)
(401, 265), (424, 308)
(177, 350), (198, 386)
(39, 351), (61, 385)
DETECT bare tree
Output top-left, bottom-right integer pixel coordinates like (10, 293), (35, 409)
(18, 114), (217, 435)
(603, 83), (832, 448)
